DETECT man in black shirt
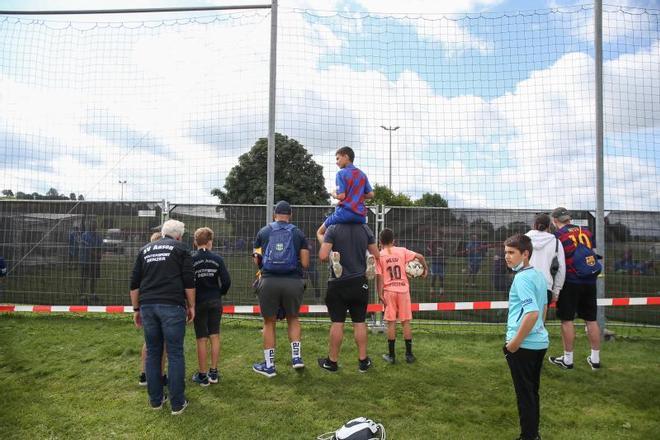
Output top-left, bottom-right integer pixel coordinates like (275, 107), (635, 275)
(190, 227), (231, 386)
(317, 223), (380, 373)
(130, 219), (195, 415)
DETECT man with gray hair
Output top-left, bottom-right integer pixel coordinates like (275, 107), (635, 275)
(130, 219), (195, 414)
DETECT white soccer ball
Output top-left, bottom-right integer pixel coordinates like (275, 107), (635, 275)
(405, 259), (424, 278)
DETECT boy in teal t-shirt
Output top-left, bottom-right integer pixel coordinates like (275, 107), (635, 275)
(503, 234), (548, 440)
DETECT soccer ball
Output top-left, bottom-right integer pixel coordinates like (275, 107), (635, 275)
(405, 259), (424, 278)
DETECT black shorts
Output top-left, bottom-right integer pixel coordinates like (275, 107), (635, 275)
(556, 282), (597, 322)
(193, 299), (222, 339)
(257, 277), (305, 318)
(547, 290), (552, 306)
(325, 276), (369, 323)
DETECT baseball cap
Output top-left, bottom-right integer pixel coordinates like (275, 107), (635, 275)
(551, 207), (571, 222)
(274, 200), (292, 215)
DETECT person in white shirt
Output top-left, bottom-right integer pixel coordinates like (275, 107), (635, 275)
(525, 213), (566, 320)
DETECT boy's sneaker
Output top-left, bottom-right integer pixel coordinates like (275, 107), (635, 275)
(192, 372), (210, 387)
(317, 357), (338, 372)
(358, 357), (372, 373)
(171, 399), (189, 416)
(365, 254), (376, 280)
(292, 357), (305, 369)
(252, 361), (277, 378)
(331, 252), (343, 278)
(405, 353), (417, 364)
(587, 356), (601, 370)
(382, 354), (395, 364)
(150, 394), (168, 410)
(208, 368), (220, 384)
(138, 372), (147, 386)
(548, 355), (574, 370)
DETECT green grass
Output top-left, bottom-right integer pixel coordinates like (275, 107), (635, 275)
(1, 314), (659, 439)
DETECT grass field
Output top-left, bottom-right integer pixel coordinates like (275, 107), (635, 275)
(1, 314), (659, 439)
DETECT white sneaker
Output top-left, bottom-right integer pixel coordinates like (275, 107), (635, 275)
(365, 254), (376, 280)
(331, 251), (343, 278)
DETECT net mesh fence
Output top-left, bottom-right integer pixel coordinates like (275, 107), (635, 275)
(0, 5), (658, 331)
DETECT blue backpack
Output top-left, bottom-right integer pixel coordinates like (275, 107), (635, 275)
(572, 227), (602, 278)
(262, 222), (298, 273)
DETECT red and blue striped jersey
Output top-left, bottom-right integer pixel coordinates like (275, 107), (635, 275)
(336, 164), (372, 216)
(555, 224), (597, 283)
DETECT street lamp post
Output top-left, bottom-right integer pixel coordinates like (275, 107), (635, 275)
(118, 180), (127, 201)
(380, 125), (399, 189)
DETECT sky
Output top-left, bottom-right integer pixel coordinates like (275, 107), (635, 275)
(0, 0), (659, 210)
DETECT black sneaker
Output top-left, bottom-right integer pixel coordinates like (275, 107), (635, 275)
(405, 353), (416, 364)
(150, 394), (168, 410)
(548, 355), (574, 370)
(317, 357), (338, 372)
(138, 372), (147, 386)
(171, 399), (189, 416)
(192, 372), (210, 387)
(208, 368), (220, 384)
(358, 357), (372, 373)
(381, 354), (395, 364)
(587, 356), (601, 371)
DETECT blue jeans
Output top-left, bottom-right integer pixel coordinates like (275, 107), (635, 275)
(141, 304), (187, 409)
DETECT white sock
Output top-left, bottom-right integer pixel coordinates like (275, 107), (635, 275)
(564, 351), (574, 365)
(590, 349), (600, 364)
(264, 348), (275, 368)
(291, 341), (301, 359)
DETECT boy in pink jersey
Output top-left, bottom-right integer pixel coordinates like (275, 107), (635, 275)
(375, 228), (428, 364)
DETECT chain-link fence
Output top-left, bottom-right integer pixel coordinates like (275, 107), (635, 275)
(1, 200), (657, 328)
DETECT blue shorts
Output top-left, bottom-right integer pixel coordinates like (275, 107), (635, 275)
(431, 261), (444, 277)
(324, 205), (366, 227)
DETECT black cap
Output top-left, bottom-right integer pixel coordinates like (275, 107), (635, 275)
(274, 200), (292, 215)
(551, 207), (571, 222)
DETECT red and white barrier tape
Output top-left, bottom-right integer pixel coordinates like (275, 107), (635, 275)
(1, 296), (658, 314)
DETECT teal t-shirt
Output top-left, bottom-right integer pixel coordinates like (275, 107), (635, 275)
(506, 267), (549, 350)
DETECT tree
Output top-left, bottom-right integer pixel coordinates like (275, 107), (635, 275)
(69, 193), (76, 200)
(212, 133), (330, 205)
(1, 189), (13, 198)
(366, 184), (414, 206)
(414, 192), (448, 207)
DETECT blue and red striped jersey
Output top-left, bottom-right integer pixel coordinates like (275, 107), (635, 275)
(336, 163), (372, 216)
(555, 224), (597, 283)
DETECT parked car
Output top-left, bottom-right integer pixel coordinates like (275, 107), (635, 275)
(103, 228), (125, 254)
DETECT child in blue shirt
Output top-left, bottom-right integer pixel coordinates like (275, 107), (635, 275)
(502, 233), (548, 440)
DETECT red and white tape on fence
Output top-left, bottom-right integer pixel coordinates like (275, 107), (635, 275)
(1, 297), (658, 314)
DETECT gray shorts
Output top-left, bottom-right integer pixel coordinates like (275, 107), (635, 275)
(257, 277), (305, 318)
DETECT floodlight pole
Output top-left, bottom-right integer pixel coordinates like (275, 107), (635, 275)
(594, 0), (606, 336)
(118, 180), (127, 201)
(380, 125), (399, 190)
(265, 0), (278, 222)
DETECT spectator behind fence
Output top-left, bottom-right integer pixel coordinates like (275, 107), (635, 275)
(317, 221), (380, 373)
(465, 234), (486, 287)
(79, 221), (103, 304)
(526, 213), (566, 321)
(130, 220), (195, 415)
(191, 227), (231, 387)
(68, 225), (81, 261)
(426, 238), (445, 294)
(548, 207), (602, 371)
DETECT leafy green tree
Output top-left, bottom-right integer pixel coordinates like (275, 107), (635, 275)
(1, 189), (14, 198)
(211, 133), (329, 205)
(414, 192), (448, 207)
(366, 184), (414, 206)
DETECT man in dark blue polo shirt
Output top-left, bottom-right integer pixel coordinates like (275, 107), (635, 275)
(252, 201), (309, 378)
